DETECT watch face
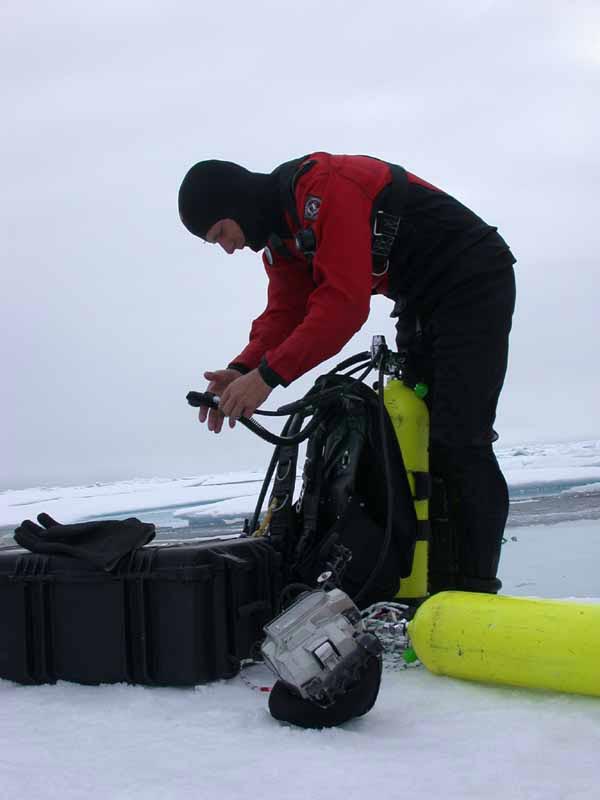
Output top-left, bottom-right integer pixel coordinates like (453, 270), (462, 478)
(304, 195), (321, 221)
(264, 246), (273, 265)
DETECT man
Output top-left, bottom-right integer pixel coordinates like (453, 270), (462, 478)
(178, 152), (516, 594)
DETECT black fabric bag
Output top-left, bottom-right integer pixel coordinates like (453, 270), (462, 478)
(0, 537), (281, 686)
(267, 375), (418, 607)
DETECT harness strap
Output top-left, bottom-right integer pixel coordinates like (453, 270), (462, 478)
(276, 156), (314, 231)
(410, 471), (432, 501)
(274, 157), (409, 277)
(416, 520), (431, 541)
(267, 233), (295, 261)
(267, 427), (302, 545)
(370, 164), (409, 276)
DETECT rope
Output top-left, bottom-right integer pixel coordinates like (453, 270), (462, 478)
(252, 497), (279, 537)
(239, 659), (273, 693)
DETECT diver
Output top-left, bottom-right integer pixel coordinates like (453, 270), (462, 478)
(178, 152), (516, 598)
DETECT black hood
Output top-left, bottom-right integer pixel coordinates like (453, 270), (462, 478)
(178, 159), (289, 252)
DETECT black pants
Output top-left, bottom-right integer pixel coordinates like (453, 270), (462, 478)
(403, 253), (516, 592)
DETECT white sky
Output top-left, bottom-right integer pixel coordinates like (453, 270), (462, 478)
(2, 0), (599, 489)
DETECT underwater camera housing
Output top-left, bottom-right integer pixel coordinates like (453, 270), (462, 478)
(261, 588), (382, 708)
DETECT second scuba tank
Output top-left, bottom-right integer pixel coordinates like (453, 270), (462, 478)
(408, 591), (600, 698)
(383, 378), (430, 601)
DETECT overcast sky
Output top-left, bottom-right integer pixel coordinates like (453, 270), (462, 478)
(2, 0), (599, 489)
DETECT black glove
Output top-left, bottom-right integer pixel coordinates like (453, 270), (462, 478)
(14, 513), (156, 571)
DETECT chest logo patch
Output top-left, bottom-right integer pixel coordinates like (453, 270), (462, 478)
(304, 195), (321, 221)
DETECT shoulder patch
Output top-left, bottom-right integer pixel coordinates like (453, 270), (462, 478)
(303, 195), (321, 221)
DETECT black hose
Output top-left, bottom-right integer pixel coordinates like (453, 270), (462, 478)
(238, 411), (322, 447)
(186, 390), (328, 446)
(344, 363), (374, 382)
(272, 386), (352, 416)
(279, 582), (313, 609)
(327, 351), (371, 374)
(250, 414), (302, 533)
(188, 386), (347, 419)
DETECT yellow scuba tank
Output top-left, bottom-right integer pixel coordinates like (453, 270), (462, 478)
(408, 591), (600, 698)
(383, 377), (430, 601)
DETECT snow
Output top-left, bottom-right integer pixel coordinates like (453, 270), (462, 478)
(2, 440), (600, 799)
(3, 670), (599, 800)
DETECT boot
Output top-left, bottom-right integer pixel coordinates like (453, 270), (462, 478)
(456, 575), (502, 594)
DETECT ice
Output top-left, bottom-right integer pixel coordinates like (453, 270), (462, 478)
(2, 439), (600, 532)
(500, 518), (600, 598)
(0, 472), (267, 529)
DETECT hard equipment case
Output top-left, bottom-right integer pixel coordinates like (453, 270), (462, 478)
(0, 536), (281, 686)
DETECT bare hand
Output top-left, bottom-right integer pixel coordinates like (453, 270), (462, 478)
(200, 369), (243, 433)
(219, 369), (273, 428)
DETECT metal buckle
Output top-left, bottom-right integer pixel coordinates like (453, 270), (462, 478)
(373, 210), (401, 239)
(372, 259), (389, 277)
(372, 210), (385, 237)
(372, 211), (401, 278)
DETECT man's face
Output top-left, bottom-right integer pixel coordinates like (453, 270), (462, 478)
(205, 219), (246, 254)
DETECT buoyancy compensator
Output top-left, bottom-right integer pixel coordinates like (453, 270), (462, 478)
(187, 338), (422, 610)
(187, 336), (429, 728)
(263, 373), (418, 608)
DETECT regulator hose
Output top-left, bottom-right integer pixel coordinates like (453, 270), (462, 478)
(186, 391), (326, 447)
(186, 381), (372, 448)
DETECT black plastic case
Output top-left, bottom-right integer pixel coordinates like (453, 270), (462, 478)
(0, 536), (281, 686)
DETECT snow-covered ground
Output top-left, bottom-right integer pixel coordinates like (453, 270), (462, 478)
(2, 440), (600, 799)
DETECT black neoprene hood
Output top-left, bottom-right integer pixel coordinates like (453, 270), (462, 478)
(178, 160), (251, 239)
(178, 159), (287, 252)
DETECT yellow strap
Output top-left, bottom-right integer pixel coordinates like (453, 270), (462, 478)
(252, 497), (279, 537)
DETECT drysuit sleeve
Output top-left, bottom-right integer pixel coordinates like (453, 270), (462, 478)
(260, 169), (374, 385)
(229, 250), (315, 374)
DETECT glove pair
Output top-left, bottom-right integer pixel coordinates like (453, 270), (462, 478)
(14, 513), (155, 571)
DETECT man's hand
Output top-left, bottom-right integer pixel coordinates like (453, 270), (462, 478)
(219, 369), (273, 428)
(200, 368), (243, 433)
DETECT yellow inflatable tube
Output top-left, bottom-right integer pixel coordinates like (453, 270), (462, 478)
(408, 591), (600, 698)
